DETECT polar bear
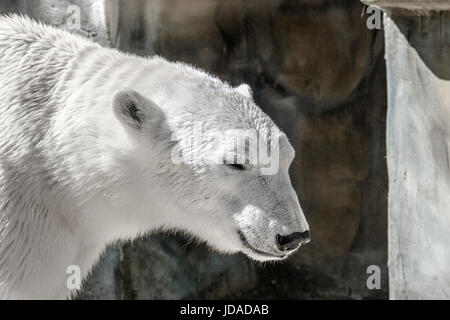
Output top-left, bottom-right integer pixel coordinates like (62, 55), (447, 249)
(0, 15), (310, 299)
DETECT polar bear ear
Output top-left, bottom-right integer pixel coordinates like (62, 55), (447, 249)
(235, 83), (253, 99)
(113, 89), (163, 131)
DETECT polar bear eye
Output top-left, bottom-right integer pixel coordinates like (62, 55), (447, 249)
(228, 164), (246, 170)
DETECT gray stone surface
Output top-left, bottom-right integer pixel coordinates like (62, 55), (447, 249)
(1, 0), (389, 299)
(0, 0), (111, 45)
(362, 0), (450, 12)
(385, 12), (450, 299)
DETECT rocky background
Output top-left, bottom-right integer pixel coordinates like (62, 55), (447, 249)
(383, 9), (450, 299)
(0, 0), (388, 299)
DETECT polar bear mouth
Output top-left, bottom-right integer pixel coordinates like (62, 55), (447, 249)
(238, 231), (286, 259)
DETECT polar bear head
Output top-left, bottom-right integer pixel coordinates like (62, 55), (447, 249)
(111, 64), (309, 262)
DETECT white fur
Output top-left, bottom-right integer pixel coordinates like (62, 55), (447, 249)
(0, 15), (309, 299)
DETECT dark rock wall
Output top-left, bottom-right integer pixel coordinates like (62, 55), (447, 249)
(0, 0), (388, 299)
(104, 0), (389, 299)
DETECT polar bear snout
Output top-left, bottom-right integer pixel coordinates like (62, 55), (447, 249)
(233, 201), (310, 262)
(276, 231), (310, 252)
(237, 225), (310, 261)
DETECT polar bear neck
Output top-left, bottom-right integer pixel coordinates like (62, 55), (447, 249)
(0, 17), (183, 298)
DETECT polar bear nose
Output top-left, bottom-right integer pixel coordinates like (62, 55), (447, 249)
(276, 231), (310, 251)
